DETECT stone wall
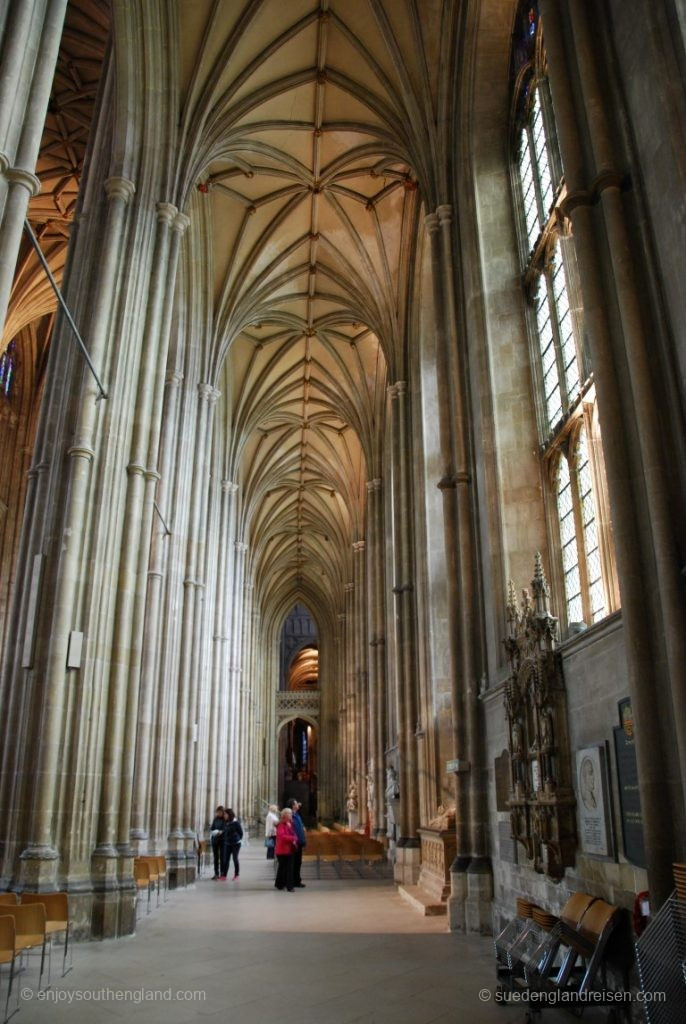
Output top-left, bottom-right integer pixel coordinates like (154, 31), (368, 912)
(485, 614), (648, 926)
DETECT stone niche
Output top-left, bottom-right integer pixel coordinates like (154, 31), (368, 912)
(503, 554), (577, 880)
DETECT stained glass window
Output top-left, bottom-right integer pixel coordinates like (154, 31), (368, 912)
(0, 342), (16, 398)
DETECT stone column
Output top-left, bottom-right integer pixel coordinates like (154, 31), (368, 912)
(344, 580), (355, 803)
(185, 387), (221, 844)
(168, 382), (218, 880)
(366, 478), (386, 837)
(19, 176), (134, 887)
(0, 0), (69, 334)
(92, 203), (177, 869)
(231, 540), (249, 794)
(437, 204), (491, 928)
(206, 480), (238, 817)
(389, 381), (420, 882)
(541, 0), (686, 907)
(238, 581), (254, 814)
(131, 369), (183, 842)
(352, 539), (367, 805)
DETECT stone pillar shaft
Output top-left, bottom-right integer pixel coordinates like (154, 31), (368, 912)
(541, 0), (686, 907)
(96, 202), (176, 855)
(390, 382), (419, 841)
(169, 383), (217, 835)
(25, 176), (134, 856)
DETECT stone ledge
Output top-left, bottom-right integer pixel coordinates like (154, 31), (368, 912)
(398, 884), (447, 916)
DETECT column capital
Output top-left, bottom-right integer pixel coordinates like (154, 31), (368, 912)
(198, 382), (221, 404)
(222, 480), (239, 493)
(366, 477), (382, 492)
(235, 541), (248, 553)
(344, 582), (354, 593)
(436, 203), (453, 226)
(352, 540), (366, 553)
(166, 370), (184, 387)
(6, 167), (40, 196)
(393, 380), (408, 395)
(173, 212), (191, 235)
(104, 176), (135, 203)
(156, 201), (177, 225)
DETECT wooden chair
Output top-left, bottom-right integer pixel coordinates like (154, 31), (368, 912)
(0, 898), (17, 908)
(19, 894), (71, 978)
(2, 904), (49, 992)
(156, 856), (168, 903)
(141, 857), (160, 907)
(133, 859), (151, 919)
(0, 914), (21, 1023)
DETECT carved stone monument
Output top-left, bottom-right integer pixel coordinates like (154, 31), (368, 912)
(346, 778), (359, 830)
(503, 554), (577, 880)
(417, 804), (457, 911)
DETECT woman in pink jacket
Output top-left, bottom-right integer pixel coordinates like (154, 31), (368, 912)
(274, 807), (299, 892)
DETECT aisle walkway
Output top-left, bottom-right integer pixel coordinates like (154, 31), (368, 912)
(21, 844), (530, 1024)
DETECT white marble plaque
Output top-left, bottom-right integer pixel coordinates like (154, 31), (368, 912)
(576, 745), (612, 857)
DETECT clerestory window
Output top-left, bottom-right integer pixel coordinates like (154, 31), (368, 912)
(510, 1), (619, 633)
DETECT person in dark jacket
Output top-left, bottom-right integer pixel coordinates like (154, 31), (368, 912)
(220, 808), (243, 880)
(210, 805), (225, 879)
(287, 798), (306, 887)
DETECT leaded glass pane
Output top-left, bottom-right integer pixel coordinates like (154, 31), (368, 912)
(535, 281), (562, 429)
(552, 243), (580, 402)
(531, 89), (554, 216)
(557, 456), (583, 624)
(576, 429), (605, 622)
(519, 130), (540, 251)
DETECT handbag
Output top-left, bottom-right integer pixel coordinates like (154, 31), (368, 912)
(264, 836), (275, 848)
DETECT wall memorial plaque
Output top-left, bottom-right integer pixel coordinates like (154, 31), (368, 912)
(498, 819), (518, 864)
(495, 751), (511, 812)
(613, 709), (645, 867)
(576, 744), (614, 858)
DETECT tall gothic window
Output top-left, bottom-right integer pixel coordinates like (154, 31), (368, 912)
(510, 2), (619, 632)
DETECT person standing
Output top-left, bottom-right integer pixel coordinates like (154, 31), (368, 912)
(287, 798), (306, 887)
(274, 807), (298, 892)
(265, 803), (279, 861)
(220, 808), (243, 880)
(210, 805), (225, 879)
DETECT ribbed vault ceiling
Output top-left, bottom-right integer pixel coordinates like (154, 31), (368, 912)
(176, 0), (446, 625)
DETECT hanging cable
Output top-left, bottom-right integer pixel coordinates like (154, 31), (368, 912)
(23, 219), (108, 401)
(153, 500), (172, 536)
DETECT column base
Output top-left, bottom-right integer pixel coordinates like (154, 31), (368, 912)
(446, 857), (493, 933)
(393, 840), (421, 885)
(166, 834), (196, 888)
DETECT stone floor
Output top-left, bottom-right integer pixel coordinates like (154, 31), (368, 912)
(13, 844), (585, 1024)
